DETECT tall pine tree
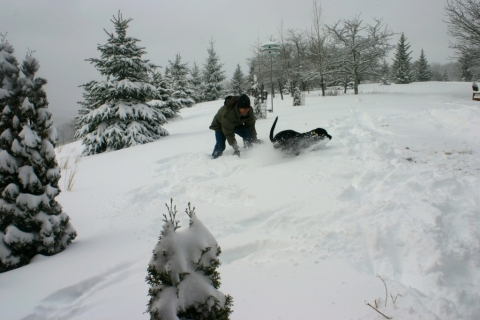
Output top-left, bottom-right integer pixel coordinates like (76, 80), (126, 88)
(75, 12), (168, 156)
(230, 64), (246, 95)
(148, 71), (182, 119)
(0, 36), (76, 273)
(443, 68), (450, 81)
(201, 40), (226, 101)
(189, 61), (203, 103)
(459, 54), (473, 81)
(416, 49), (433, 82)
(379, 59), (391, 84)
(166, 54), (195, 108)
(391, 33), (414, 84)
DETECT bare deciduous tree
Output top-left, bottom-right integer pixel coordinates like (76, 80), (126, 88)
(445, 0), (480, 52)
(286, 29), (309, 91)
(247, 37), (269, 92)
(326, 16), (394, 94)
(307, 0), (329, 96)
(277, 19), (292, 99)
(444, 0), (480, 78)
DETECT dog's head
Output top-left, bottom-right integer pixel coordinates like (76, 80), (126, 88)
(309, 128), (332, 140)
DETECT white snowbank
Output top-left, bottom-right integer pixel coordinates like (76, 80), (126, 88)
(1, 82), (479, 320)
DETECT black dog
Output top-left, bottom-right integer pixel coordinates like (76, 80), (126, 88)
(269, 116), (332, 155)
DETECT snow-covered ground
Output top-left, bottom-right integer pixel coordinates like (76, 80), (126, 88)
(1, 82), (479, 320)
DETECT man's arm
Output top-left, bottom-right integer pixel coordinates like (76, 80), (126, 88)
(245, 110), (257, 138)
(221, 118), (237, 146)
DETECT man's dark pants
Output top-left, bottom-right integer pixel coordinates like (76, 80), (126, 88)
(212, 125), (252, 158)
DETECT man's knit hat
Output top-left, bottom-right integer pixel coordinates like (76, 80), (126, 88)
(237, 94), (251, 108)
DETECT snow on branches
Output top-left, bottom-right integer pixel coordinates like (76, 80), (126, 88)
(75, 12), (170, 155)
(0, 35), (76, 273)
(146, 199), (233, 320)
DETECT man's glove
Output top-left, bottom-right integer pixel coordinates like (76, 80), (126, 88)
(233, 143), (241, 157)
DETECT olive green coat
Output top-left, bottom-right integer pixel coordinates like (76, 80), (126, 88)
(209, 96), (257, 146)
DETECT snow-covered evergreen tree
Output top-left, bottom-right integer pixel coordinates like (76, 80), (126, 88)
(167, 54), (195, 108)
(201, 40), (226, 101)
(459, 54), (473, 81)
(147, 71), (181, 120)
(293, 86), (302, 106)
(189, 61), (203, 103)
(379, 59), (391, 84)
(416, 49), (433, 82)
(0, 37), (76, 273)
(251, 75), (264, 119)
(74, 12), (168, 156)
(443, 68), (450, 81)
(283, 78), (292, 95)
(163, 67), (175, 98)
(230, 64), (246, 95)
(146, 200), (233, 320)
(391, 33), (414, 84)
(410, 60), (419, 82)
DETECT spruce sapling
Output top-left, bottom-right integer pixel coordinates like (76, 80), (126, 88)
(146, 199), (233, 320)
(293, 86), (302, 106)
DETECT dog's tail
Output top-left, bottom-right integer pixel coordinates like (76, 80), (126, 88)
(270, 116), (278, 142)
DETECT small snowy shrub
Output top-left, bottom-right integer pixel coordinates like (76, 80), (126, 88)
(0, 36), (76, 273)
(380, 78), (391, 85)
(250, 77), (265, 119)
(253, 100), (267, 119)
(146, 199), (233, 320)
(325, 88), (341, 96)
(293, 86), (302, 106)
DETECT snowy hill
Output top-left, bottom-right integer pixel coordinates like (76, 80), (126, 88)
(1, 82), (479, 320)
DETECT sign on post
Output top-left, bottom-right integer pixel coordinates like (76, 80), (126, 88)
(261, 42), (281, 112)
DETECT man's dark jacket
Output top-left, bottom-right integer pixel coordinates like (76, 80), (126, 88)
(209, 96), (257, 146)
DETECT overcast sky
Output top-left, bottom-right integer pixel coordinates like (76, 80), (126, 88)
(0, 0), (453, 125)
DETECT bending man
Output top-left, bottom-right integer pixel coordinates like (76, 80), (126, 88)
(209, 94), (260, 158)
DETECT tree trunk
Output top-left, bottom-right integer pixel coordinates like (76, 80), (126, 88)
(354, 69), (359, 95)
(321, 75), (325, 96)
(278, 80), (284, 100)
(301, 81), (308, 92)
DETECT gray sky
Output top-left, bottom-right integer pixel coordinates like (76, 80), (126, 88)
(0, 0), (453, 125)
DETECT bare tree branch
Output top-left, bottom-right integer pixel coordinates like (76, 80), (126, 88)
(325, 15), (393, 94)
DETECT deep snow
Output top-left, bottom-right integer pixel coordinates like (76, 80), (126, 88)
(0, 82), (479, 320)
